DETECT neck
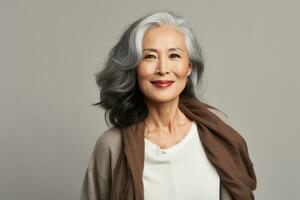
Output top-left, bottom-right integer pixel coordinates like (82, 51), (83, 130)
(143, 96), (190, 136)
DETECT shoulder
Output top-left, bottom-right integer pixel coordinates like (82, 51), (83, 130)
(81, 127), (122, 200)
(95, 127), (122, 147)
(93, 127), (122, 156)
(207, 107), (249, 149)
(207, 107), (231, 126)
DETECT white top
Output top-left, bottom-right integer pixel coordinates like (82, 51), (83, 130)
(143, 121), (220, 200)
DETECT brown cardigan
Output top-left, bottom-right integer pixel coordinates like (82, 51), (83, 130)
(80, 108), (234, 200)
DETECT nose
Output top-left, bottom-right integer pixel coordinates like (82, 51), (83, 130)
(156, 56), (169, 75)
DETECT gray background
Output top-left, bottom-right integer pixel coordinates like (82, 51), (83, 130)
(1, 0), (299, 199)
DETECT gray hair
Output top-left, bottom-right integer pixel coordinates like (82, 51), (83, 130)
(93, 10), (206, 128)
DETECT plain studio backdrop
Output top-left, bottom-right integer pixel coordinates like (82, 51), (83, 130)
(1, 0), (299, 199)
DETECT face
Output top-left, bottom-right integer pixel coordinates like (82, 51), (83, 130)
(136, 25), (192, 104)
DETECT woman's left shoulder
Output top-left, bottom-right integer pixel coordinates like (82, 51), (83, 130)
(207, 108), (250, 149)
(207, 108), (231, 126)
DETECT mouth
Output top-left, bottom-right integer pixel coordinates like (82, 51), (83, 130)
(150, 80), (175, 84)
(150, 80), (175, 88)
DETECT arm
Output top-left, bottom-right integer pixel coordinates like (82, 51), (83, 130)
(207, 108), (234, 200)
(80, 128), (122, 200)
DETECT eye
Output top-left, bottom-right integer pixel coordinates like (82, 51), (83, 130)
(144, 54), (156, 59)
(170, 54), (181, 58)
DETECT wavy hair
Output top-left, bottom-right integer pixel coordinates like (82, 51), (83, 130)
(92, 10), (207, 128)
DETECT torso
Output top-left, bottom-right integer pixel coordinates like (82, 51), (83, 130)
(143, 120), (221, 200)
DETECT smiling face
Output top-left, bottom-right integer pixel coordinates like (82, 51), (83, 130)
(136, 25), (192, 104)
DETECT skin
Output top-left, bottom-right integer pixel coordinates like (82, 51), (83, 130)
(136, 25), (193, 149)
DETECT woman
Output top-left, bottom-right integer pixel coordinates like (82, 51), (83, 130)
(80, 10), (257, 200)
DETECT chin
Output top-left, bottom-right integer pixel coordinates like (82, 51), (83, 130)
(146, 94), (180, 104)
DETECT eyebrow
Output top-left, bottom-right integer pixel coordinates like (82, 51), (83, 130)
(143, 48), (183, 52)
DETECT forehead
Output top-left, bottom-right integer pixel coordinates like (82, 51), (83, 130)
(142, 25), (187, 51)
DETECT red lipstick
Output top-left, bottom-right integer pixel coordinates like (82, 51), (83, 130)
(150, 80), (174, 88)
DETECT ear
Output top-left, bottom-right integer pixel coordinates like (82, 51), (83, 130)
(187, 62), (192, 76)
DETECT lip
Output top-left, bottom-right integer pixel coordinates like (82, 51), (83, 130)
(150, 80), (174, 88)
(150, 80), (175, 84)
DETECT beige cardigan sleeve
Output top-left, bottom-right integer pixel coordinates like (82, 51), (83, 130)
(80, 127), (122, 200)
(80, 109), (233, 200)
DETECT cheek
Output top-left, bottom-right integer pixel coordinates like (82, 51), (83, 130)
(176, 67), (188, 76)
(137, 63), (155, 79)
(174, 62), (191, 77)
